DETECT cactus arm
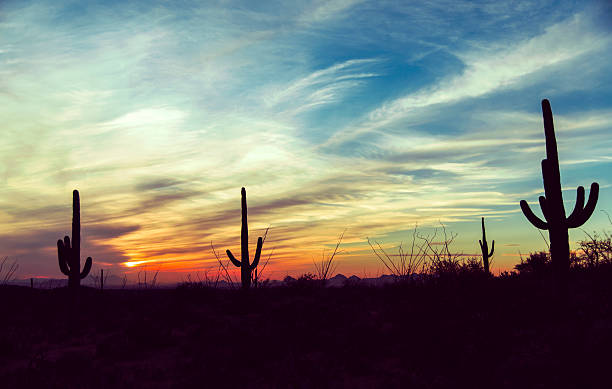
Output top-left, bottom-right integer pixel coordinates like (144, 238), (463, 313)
(489, 240), (494, 257)
(520, 200), (548, 230)
(57, 239), (70, 276)
(63, 236), (72, 269)
(226, 249), (242, 267)
(479, 239), (484, 251)
(538, 196), (549, 221)
(80, 257), (92, 279)
(250, 237), (263, 270)
(566, 182), (599, 228)
(566, 186), (585, 222)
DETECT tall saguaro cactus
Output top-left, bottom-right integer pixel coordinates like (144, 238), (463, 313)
(520, 99), (599, 287)
(57, 190), (92, 288)
(226, 187), (263, 289)
(478, 217), (494, 275)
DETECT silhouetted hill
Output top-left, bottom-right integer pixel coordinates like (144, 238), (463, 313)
(2, 272), (612, 388)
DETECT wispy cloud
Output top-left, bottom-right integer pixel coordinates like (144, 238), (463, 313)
(298, 0), (366, 24)
(264, 58), (381, 115)
(324, 11), (612, 147)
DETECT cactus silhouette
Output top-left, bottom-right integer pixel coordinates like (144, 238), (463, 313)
(226, 187), (263, 289)
(520, 99), (599, 288)
(478, 217), (494, 275)
(57, 190), (92, 288)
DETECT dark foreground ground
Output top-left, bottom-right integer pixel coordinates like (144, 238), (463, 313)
(1, 273), (612, 388)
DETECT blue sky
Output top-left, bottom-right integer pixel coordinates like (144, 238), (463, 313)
(1, 0), (611, 281)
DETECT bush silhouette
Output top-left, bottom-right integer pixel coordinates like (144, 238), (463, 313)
(514, 252), (551, 278)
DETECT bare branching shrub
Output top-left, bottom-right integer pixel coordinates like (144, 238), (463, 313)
(0, 257), (18, 285)
(368, 226), (430, 281)
(419, 225), (487, 279)
(252, 248), (274, 288)
(89, 268), (109, 290)
(313, 230), (345, 285)
(181, 266), (222, 289)
(137, 267), (160, 289)
(369, 224), (484, 281)
(420, 225), (461, 275)
(577, 230), (612, 268)
(211, 242), (237, 289)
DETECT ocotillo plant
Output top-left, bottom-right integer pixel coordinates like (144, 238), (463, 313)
(57, 190), (93, 288)
(520, 99), (599, 287)
(226, 187), (263, 289)
(478, 217), (494, 275)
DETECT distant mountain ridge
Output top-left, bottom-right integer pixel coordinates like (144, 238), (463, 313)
(7, 273), (415, 289)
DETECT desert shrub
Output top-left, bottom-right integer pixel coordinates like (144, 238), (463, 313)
(0, 256), (18, 285)
(283, 273), (322, 288)
(498, 270), (519, 279)
(297, 272), (319, 287)
(429, 256), (486, 281)
(368, 224), (486, 283)
(368, 226), (428, 281)
(514, 252), (551, 278)
(177, 271), (222, 290)
(577, 231), (612, 268)
(313, 231), (344, 285)
(460, 257), (485, 274)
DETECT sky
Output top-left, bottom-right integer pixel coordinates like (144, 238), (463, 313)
(1, 0), (611, 283)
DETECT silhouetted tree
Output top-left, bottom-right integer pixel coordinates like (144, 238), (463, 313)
(226, 187), (264, 289)
(520, 99), (599, 295)
(56, 190), (92, 288)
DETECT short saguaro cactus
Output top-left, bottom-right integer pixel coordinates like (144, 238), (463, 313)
(57, 190), (92, 288)
(479, 217), (494, 275)
(226, 187), (263, 289)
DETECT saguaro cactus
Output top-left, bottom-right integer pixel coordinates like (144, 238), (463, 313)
(226, 187), (263, 289)
(57, 190), (92, 288)
(520, 99), (599, 287)
(478, 217), (494, 275)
